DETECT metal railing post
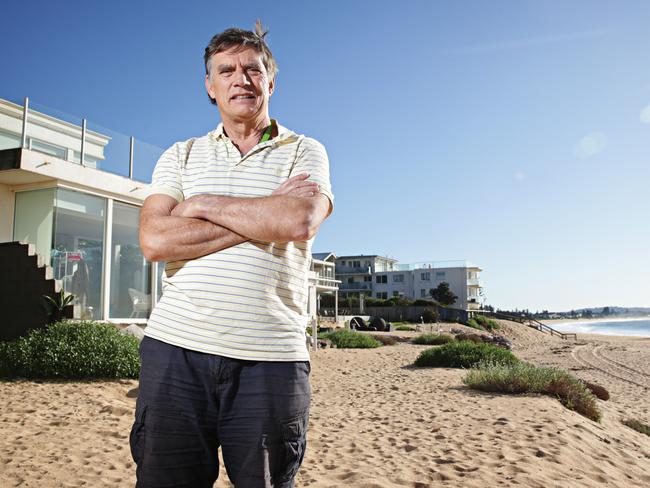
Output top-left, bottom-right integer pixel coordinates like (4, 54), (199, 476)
(129, 137), (135, 179)
(80, 118), (87, 166)
(21, 97), (29, 148)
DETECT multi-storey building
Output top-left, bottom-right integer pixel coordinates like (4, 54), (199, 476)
(331, 253), (485, 311)
(335, 254), (398, 299)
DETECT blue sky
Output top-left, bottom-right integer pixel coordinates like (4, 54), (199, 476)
(2, 0), (649, 312)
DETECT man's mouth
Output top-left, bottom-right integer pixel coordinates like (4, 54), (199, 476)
(231, 94), (256, 100)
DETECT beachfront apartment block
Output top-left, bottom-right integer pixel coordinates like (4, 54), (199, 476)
(335, 254), (485, 311)
(335, 254), (398, 298)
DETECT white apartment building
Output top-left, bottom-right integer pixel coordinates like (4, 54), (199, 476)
(335, 254), (485, 311)
(335, 254), (398, 299)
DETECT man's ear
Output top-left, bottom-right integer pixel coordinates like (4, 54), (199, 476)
(268, 76), (275, 97)
(205, 75), (216, 103)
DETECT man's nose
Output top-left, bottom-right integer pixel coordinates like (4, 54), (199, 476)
(233, 68), (251, 86)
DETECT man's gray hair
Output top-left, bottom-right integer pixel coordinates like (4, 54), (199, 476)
(204, 20), (278, 105)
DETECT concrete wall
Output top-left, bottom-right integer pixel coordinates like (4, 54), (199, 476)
(0, 183), (13, 242)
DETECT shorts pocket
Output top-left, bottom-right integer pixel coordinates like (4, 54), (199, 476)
(274, 412), (308, 483)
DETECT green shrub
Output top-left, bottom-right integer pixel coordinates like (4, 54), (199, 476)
(463, 362), (602, 422)
(412, 333), (455, 345)
(0, 320), (140, 379)
(421, 308), (438, 323)
(474, 315), (500, 331)
(371, 335), (398, 346)
(395, 325), (415, 331)
(414, 341), (519, 368)
(622, 419), (650, 437)
(466, 319), (485, 331)
(319, 329), (381, 349)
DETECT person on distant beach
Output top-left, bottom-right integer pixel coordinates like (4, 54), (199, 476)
(129, 20), (333, 487)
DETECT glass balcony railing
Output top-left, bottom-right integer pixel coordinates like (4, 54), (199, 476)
(1, 97), (163, 183)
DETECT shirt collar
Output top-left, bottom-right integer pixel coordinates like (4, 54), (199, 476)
(210, 119), (295, 142)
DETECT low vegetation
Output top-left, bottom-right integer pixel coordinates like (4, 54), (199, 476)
(0, 320), (140, 379)
(622, 419), (650, 437)
(411, 333), (455, 346)
(582, 381), (610, 401)
(371, 335), (398, 346)
(395, 325), (415, 331)
(319, 329), (381, 349)
(466, 315), (500, 332)
(463, 362), (602, 422)
(414, 341), (519, 368)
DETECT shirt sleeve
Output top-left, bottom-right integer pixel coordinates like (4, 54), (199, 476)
(145, 141), (187, 202)
(290, 137), (334, 207)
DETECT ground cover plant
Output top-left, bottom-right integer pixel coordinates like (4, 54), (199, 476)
(473, 315), (500, 331)
(414, 341), (519, 368)
(622, 419), (650, 437)
(371, 335), (398, 346)
(395, 325), (415, 331)
(319, 329), (381, 349)
(463, 362), (602, 422)
(411, 333), (455, 346)
(0, 320), (140, 379)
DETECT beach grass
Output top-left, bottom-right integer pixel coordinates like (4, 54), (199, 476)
(463, 362), (602, 422)
(411, 333), (455, 345)
(414, 341), (519, 368)
(622, 419), (650, 437)
(319, 329), (381, 349)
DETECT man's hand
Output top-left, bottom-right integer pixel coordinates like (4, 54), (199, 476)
(272, 173), (320, 197)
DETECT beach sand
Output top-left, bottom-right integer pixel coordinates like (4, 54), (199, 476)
(1, 320), (649, 487)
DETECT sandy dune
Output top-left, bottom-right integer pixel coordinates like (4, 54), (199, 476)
(1, 320), (649, 487)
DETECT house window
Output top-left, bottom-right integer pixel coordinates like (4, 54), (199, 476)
(353, 260), (360, 267)
(376, 275), (387, 284)
(393, 274), (404, 283)
(364, 260), (370, 267)
(436, 271), (446, 279)
(421, 289), (427, 297)
(393, 291), (400, 297)
(421, 272), (431, 281)
(347, 277), (354, 284)
(376, 292), (387, 299)
(110, 202), (151, 318)
(363, 276), (372, 282)
(52, 189), (107, 320)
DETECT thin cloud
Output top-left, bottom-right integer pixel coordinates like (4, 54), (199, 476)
(514, 171), (525, 181)
(574, 132), (607, 158)
(443, 29), (608, 55)
(640, 104), (650, 124)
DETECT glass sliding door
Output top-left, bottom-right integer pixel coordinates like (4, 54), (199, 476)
(110, 202), (151, 318)
(52, 189), (106, 320)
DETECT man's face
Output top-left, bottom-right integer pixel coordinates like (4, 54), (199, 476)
(205, 46), (275, 123)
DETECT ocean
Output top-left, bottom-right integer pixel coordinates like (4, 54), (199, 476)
(549, 318), (650, 338)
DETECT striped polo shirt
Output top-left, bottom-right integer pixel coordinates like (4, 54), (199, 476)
(144, 121), (333, 361)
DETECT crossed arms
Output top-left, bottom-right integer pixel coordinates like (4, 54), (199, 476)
(139, 173), (332, 262)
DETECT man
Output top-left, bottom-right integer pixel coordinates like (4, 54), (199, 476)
(129, 21), (333, 488)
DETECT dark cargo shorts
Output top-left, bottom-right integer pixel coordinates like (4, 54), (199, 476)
(129, 335), (311, 488)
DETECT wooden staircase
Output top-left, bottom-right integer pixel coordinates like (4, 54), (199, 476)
(0, 241), (73, 341)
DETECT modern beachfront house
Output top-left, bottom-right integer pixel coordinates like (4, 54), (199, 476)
(0, 97), (340, 339)
(0, 98), (155, 338)
(335, 254), (485, 311)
